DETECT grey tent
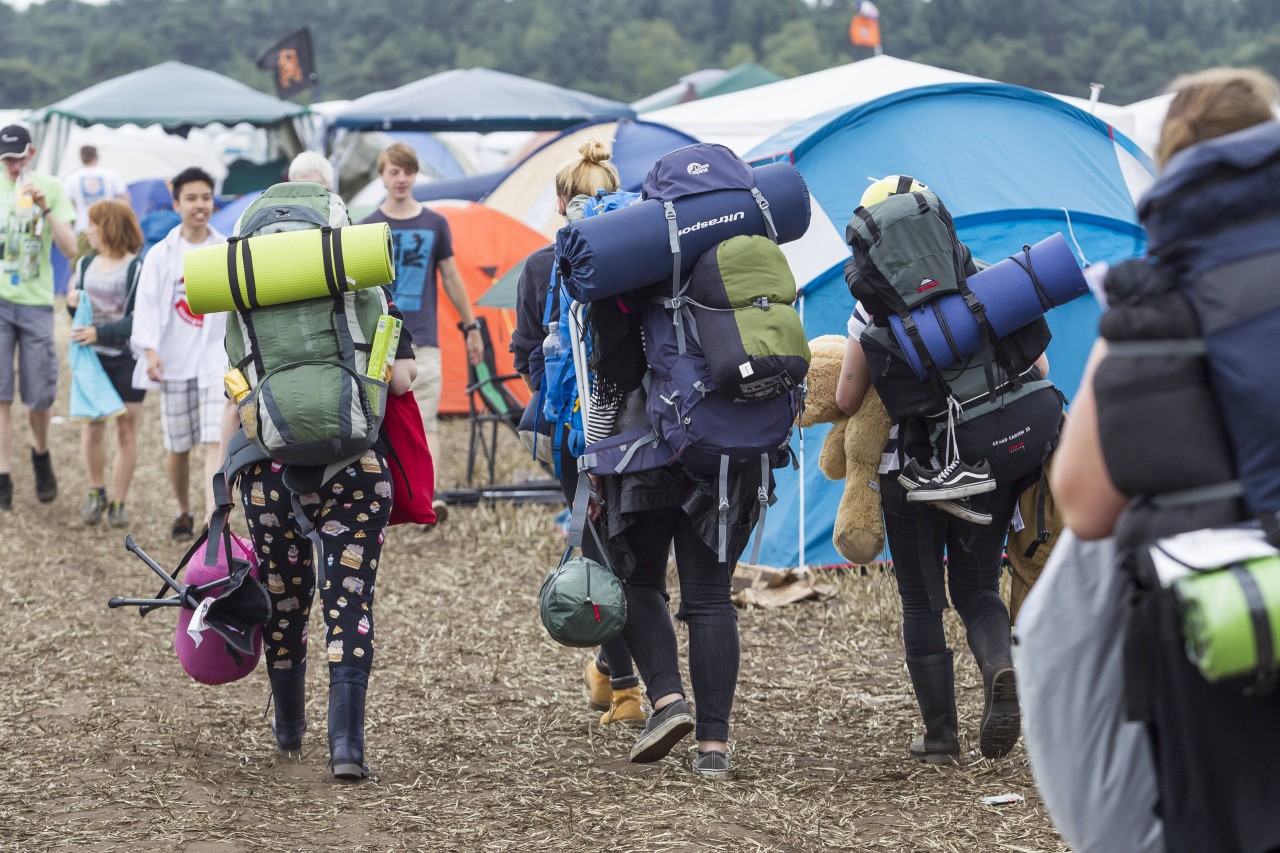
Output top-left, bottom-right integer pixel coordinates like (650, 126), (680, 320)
(32, 61), (310, 172)
(329, 68), (635, 133)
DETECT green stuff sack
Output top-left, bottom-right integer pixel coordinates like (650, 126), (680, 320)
(223, 182), (390, 467)
(184, 221), (393, 314)
(684, 235), (811, 402)
(539, 554), (626, 648)
(1175, 555), (1280, 682)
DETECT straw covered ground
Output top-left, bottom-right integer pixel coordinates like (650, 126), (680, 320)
(0, 314), (1066, 852)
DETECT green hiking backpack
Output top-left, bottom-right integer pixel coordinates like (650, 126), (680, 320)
(845, 186), (1058, 486)
(682, 234), (811, 402)
(226, 182), (390, 466)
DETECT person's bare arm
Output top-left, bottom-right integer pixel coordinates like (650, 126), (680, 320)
(835, 334), (872, 416)
(1051, 340), (1129, 540)
(438, 256), (482, 366)
(389, 356), (416, 395)
(30, 186), (77, 260)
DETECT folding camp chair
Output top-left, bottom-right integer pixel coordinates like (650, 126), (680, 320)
(464, 315), (529, 487)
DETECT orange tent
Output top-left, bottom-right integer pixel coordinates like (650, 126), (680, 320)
(425, 200), (548, 414)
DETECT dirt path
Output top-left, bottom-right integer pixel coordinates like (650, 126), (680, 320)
(0, 320), (1065, 852)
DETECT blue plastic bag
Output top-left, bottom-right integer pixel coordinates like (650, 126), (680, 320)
(70, 296), (125, 421)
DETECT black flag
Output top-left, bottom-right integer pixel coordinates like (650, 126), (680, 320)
(256, 28), (318, 100)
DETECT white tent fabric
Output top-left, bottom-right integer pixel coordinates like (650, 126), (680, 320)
(646, 55), (1134, 154)
(54, 124), (227, 184)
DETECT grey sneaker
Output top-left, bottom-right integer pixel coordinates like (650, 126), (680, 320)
(81, 488), (107, 525)
(107, 500), (129, 528)
(629, 698), (694, 763)
(431, 498), (449, 524)
(692, 749), (733, 778)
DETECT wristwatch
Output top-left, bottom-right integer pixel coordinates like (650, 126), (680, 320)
(458, 321), (480, 333)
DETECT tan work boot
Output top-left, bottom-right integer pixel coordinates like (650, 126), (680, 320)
(601, 686), (647, 728)
(584, 657), (611, 711)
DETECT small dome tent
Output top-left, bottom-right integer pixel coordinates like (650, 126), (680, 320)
(745, 82), (1157, 569)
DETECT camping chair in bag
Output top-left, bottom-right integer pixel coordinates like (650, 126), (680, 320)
(464, 315), (530, 487)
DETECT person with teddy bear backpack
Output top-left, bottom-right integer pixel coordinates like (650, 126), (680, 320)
(836, 177), (1050, 765)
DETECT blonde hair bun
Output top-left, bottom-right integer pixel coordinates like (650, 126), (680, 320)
(578, 138), (614, 165)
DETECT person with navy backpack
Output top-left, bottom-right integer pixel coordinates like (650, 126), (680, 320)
(1054, 68), (1280, 853)
(510, 139), (646, 728)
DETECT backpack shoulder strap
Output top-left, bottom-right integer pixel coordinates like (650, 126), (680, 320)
(75, 252), (97, 290)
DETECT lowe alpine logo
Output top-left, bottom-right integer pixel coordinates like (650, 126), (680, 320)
(677, 211), (745, 236)
(686, 162), (710, 175)
(917, 278), (939, 293)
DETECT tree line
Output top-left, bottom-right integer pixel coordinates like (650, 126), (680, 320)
(0, 0), (1276, 110)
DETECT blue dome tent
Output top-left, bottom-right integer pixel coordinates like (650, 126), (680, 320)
(745, 83), (1157, 568)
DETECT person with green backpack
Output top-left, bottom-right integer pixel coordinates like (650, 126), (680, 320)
(196, 180), (418, 780)
(836, 176), (1054, 765)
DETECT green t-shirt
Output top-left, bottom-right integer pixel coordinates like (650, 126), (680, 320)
(0, 170), (74, 307)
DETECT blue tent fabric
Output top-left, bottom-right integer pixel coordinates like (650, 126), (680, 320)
(414, 169), (512, 203)
(210, 191), (263, 236)
(389, 132), (470, 180)
(69, 297), (125, 421)
(745, 82), (1156, 568)
(330, 68), (635, 133)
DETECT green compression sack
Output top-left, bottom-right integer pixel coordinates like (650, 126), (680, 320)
(222, 182), (389, 467)
(539, 553), (626, 648)
(1175, 554), (1280, 683)
(683, 234), (811, 402)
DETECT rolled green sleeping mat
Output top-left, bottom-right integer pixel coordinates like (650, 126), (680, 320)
(184, 222), (394, 314)
(1176, 555), (1280, 682)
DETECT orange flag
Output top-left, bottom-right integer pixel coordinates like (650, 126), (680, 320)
(849, 1), (882, 50)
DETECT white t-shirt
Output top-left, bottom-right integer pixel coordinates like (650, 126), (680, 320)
(847, 303), (902, 474)
(63, 166), (128, 233)
(158, 235), (217, 381)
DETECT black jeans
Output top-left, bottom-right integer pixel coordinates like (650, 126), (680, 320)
(879, 473), (1018, 660)
(557, 443), (638, 690)
(620, 508), (740, 742)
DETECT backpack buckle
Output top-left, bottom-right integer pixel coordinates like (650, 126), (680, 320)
(751, 296), (770, 311)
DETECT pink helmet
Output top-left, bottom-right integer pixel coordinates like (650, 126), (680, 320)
(174, 534), (266, 685)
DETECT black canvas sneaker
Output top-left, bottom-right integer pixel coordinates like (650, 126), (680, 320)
(906, 458), (996, 502)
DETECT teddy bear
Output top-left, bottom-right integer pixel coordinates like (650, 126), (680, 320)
(801, 335), (891, 564)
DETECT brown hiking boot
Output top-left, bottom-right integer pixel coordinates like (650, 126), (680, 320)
(600, 687), (647, 728)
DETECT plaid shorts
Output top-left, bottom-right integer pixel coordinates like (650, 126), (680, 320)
(160, 379), (224, 453)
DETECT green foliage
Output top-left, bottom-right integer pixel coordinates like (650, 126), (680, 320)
(0, 0), (1275, 109)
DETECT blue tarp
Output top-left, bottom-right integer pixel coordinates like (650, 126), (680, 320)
(745, 83), (1157, 568)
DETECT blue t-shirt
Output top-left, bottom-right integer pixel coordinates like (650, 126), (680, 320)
(359, 206), (453, 347)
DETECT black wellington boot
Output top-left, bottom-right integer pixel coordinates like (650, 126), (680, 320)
(267, 664), (307, 757)
(966, 611), (1020, 759)
(328, 666), (369, 780)
(905, 650), (961, 764)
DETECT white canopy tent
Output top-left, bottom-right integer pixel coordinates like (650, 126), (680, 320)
(645, 55), (1135, 155)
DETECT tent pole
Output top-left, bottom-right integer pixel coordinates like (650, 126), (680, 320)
(797, 290), (806, 570)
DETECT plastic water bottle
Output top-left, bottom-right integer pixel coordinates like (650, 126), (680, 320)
(542, 326), (564, 362)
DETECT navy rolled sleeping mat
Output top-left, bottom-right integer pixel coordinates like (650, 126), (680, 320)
(887, 232), (1089, 377)
(556, 162), (811, 303)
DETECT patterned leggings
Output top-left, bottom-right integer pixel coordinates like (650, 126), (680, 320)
(240, 450), (393, 677)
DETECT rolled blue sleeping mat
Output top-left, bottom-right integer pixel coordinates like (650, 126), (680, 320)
(887, 232), (1088, 377)
(556, 162), (811, 303)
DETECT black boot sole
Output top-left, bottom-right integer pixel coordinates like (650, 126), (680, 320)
(331, 760), (368, 780)
(979, 666), (1021, 759)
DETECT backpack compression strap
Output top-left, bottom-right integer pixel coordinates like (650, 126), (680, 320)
(660, 184), (778, 357)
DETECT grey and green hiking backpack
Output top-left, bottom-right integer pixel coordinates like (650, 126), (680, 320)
(845, 185), (1059, 486)
(682, 235), (811, 402)
(226, 182), (390, 466)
